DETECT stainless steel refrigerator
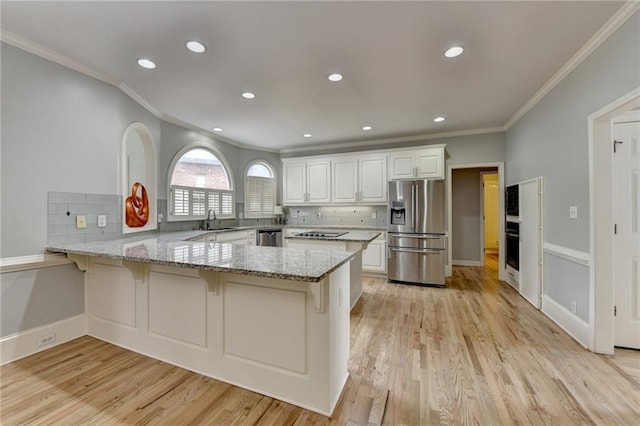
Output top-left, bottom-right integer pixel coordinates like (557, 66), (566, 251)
(387, 179), (446, 286)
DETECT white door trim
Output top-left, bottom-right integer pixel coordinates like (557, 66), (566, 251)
(447, 162), (505, 280)
(588, 87), (640, 354)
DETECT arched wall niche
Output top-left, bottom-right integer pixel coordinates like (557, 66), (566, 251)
(121, 122), (157, 234)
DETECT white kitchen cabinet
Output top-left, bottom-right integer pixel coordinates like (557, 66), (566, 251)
(332, 153), (387, 204)
(362, 233), (386, 273)
(282, 159), (331, 205)
(389, 146), (444, 180)
(332, 157), (358, 203)
(358, 154), (388, 203)
(283, 161), (306, 205)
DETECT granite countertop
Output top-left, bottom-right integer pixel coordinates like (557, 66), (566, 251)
(285, 231), (381, 243)
(46, 231), (357, 283)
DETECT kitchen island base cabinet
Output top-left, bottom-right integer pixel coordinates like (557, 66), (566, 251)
(83, 257), (350, 416)
(285, 239), (364, 310)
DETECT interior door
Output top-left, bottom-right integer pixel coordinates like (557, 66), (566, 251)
(519, 179), (542, 309)
(613, 121), (640, 349)
(483, 173), (500, 253)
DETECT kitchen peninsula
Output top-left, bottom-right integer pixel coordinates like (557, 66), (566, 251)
(46, 230), (361, 416)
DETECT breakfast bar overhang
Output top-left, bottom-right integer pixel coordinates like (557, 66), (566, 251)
(47, 231), (358, 416)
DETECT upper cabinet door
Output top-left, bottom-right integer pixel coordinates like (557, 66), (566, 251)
(332, 157), (358, 203)
(389, 147), (445, 180)
(389, 152), (416, 180)
(283, 161), (306, 205)
(415, 149), (444, 179)
(359, 154), (388, 203)
(306, 160), (331, 204)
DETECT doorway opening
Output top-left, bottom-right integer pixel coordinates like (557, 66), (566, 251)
(447, 163), (504, 280)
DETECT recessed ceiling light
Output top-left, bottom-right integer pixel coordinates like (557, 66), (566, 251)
(186, 40), (206, 53)
(137, 58), (156, 69)
(303, 133), (312, 138)
(213, 127), (223, 132)
(434, 116), (446, 122)
(362, 126), (373, 131)
(242, 92), (256, 99)
(444, 46), (464, 58)
(328, 73), (343, 82)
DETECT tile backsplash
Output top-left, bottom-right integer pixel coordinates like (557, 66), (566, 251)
(48, 192), (122, 246)
(48, 192), (387, 246)
(285, 205), (387, 228)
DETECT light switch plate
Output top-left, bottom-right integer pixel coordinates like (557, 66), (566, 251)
(76, 215), (87, 229)
(97, 215), (107, 228)
(569, 206), (578, 219)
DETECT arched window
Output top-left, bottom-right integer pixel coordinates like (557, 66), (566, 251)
(245, 160), (276, 218)
(169, 148), (234, 220)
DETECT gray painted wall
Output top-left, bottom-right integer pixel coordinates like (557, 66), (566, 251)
(1, 43), (161, 257)
(505, 13), (640, 313)
(1, 265), (84, 337)
(1, 43), (279, 337)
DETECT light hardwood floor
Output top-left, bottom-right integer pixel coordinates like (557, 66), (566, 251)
(2, 258), (639, 425)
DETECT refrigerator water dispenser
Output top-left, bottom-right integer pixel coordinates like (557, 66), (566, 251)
(390, 201), (406, 225)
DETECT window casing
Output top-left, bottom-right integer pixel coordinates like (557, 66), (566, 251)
(169, 148), (234, 221)
(245, 161), (276, 218)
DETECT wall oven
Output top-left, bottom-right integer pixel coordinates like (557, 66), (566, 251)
(506, 185), (519, 217)
(505, 221), (519, 270)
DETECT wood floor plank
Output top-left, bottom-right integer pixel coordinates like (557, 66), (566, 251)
(2, 254), (639, 425)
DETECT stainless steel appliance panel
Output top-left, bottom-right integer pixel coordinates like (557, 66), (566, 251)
(257, 229), (282, 247)
(388, 233), (445, 249)
(388, 179), (445, 234)
(415, 179), (445, 234)
(387, 247), (445, 286)
(388, 180), (414, 233)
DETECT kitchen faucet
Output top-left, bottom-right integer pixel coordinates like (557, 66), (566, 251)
(201, 209), (216, 230)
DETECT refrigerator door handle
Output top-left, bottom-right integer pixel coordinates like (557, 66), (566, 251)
(390, 247), (442, 254)
(412, 184), (417, 232)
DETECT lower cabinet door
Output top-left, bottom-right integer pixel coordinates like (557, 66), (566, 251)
(362, 240), (386, 273)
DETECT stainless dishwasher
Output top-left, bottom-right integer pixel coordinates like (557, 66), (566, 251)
(257, 229), (283, 247)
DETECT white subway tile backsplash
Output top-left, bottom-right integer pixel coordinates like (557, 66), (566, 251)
(48, 191), (123, 246)
(86, 194), (119, 204)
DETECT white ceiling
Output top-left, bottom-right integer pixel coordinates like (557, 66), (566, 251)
(0, 1), (625, 152)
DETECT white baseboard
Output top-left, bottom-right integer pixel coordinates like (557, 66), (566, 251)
(452, 259), (483, 267)
(0, 314), (87, 365)
(541, 295), (589, 349)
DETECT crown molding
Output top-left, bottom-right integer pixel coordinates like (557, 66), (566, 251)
(278, 126), (504, 154)
(0, 29), (120, 87)
(503, 1), (640, 131)
(118, 83), (161, 118)
(159, 114), (279, 154)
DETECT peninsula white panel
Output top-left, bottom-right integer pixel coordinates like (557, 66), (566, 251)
(223, 281), (306, 373)
(148, 271), (206, 347)
(91, 262), (136, 327)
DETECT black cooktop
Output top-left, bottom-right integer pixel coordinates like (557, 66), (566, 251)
(295, 231), (347, 238)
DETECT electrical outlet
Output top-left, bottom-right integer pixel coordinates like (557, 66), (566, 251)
(75, 215), (86, 229)
(569, 206), (578, 219)
(37, 333), (56, 347)
(571, 301), (577, 314)
(317, 211), (322, 219)
(157, 213), (163, 223)
(97, 215), (107, 228)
